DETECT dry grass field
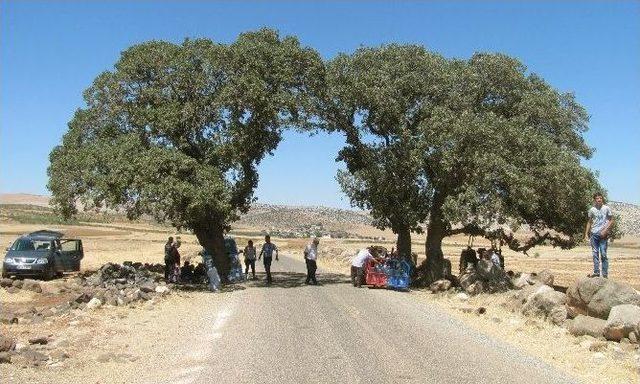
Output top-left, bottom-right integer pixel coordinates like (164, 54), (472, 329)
(1, 218), (638, 290)
(0, 193), (638, 289)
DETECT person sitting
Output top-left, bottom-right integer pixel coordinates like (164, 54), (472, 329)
(489, 248), (501, 268)
(193, 262), (206, 284)
(496, 249), (505, 269)
(169, 238), (182, 283)
(459, 246), (478, 274)
(180, 260), (194, 283)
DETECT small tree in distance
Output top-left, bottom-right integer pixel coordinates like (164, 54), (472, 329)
(48, 29), (324, 278)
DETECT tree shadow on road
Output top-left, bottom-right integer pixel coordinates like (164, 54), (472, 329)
(246, 271), (351, 289)
(172, 271), (351, 292)
(173, 283), (247, 293)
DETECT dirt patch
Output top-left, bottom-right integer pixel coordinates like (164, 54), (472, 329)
(0, 290), (226, 384)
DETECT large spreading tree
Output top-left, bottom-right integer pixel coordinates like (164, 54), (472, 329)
(324, 45), (601, 283)
(48, 29), (324, 277)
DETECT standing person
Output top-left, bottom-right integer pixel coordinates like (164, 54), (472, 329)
(169, 237), (182, 283)
(585, 192), (614, 278)
(351, 247), (375, 288)
(303, 238), (320, 285)
(258, 235), (278, 284)
(164, 236), (174, 282)
(242, 240), (257, 280)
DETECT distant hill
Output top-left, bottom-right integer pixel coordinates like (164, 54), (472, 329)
(236, 203), (375, 238)
(0, 193), (50, 207)
(609, 201), (640, 237)
(1, 193), (638, 236)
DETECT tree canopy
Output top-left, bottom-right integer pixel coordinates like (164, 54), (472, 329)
(323, 45), (601, 282)
(49, 31), (604, 283)
(48, 29), (324, 276)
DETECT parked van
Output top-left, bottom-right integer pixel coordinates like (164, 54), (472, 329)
(2, 230), (83, 279)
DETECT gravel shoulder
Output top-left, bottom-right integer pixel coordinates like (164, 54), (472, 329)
(407, 289), (640, 384)
(1, 289), (231, 384)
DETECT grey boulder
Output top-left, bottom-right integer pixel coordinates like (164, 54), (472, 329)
(568, 315), (607, 338)
(429, 279), (452, 293)
(567, 277), (640, 319)
(521, 285), (568, 325)
(604, 304), (640, 341)
(0, 335), (16, 352)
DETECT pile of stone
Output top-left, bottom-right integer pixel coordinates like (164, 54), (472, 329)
(0, 277), (44, 294)
(0, 262), (171, 326)
(429, 263), (640, 347)
(506, 271), (568, 325)
(0, 333), (75, 367)
(506, 273), (640, 344)
(70, 262), (171, 308)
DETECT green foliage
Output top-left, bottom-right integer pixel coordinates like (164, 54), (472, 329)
(324, 45), (602, 256)
(607, 212), (623, 241)
(48, 29), (324, 234)
(327, 45), (446, 235)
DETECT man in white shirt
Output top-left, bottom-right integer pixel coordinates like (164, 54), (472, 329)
(303, 238), (320, 285)
(351, 247), (375, 288)
(258, 235), (279, 284)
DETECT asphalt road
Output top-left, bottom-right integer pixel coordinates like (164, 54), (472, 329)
(177, 254), (577, 384)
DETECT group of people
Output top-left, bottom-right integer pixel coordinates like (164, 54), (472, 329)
(162, 234), (321, 286)
(161, 192), (613, 289)
(349, 246), (412, 288)
(162, 194), (614, 288)
(458, 246), (504, 274)
(238, 235), (320, 285)
(238, 235), (280, 284)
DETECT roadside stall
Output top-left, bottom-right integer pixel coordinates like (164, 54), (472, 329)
(364, 247), (411, 290)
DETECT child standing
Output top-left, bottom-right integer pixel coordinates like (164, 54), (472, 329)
(243, 240), (257, 280)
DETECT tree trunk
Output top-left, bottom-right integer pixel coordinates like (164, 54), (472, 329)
(193, 223), (230, 281)
(424, 193), (446, 283)
(396, 227), (412, 263)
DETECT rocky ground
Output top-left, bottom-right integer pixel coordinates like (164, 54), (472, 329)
(0, 263), (174, 369)
(0, 287), (225, 384)
(610, 201), (640, 236)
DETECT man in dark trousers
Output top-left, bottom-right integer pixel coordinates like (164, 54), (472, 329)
(303, 238), (320, 285)
(164, 236), (174, 281)
(258, 235), (278, 284)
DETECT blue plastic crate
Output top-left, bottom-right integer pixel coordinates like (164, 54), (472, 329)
(387, 274), (410, 289)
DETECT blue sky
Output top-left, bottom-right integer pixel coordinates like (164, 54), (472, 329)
(1, 1), (638, 208)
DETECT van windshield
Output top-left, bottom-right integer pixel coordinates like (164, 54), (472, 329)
(10, 238), (51, 252)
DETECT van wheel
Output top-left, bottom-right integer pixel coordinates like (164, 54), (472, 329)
(44, 269), (55, 281)
(1, 271), (8, 279)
